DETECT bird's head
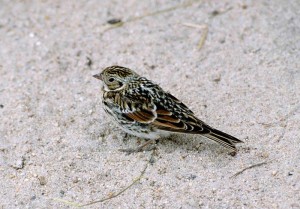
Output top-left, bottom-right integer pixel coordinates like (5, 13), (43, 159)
(93, 66), (139, 91)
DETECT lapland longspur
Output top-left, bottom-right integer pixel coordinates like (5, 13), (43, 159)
(93, 66), (242, 153)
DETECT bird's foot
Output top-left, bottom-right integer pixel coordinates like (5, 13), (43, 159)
(229, 150), (237, 156)
(122, 133), (130, 143)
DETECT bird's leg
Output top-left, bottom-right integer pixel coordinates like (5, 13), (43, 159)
(119, 139), (158, 154)
(122, 133), (130, 143)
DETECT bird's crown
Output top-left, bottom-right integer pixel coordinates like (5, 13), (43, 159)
(102, 66), (139, 80)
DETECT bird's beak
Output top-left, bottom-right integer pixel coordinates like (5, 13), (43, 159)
(93, 73), (102, 80)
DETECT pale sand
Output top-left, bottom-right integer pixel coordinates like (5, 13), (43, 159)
(0, 0), (299, 208)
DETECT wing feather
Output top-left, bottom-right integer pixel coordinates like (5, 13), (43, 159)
(152, 120), (184, 130)
(157, 115), (180, 123)
(110, 77), (242, 151)
(156, 109), (172, 115)
(125, 109), (156, 123)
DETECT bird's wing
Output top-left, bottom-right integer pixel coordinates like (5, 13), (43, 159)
(121, 86), (242, 151)
(125, 106), (156, 124)
(122, 89), (208, 133)
(150, 92), (243, 149)
(152, 101), (208, 133)
(120, 93), (157, 124)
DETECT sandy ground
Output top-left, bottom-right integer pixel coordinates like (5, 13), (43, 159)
(0, 0), (300, 208)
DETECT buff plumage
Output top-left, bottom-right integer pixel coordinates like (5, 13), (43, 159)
(93, 66), (242, 153)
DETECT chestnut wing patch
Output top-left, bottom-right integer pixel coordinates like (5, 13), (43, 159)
(125, 108), (156, 124)
(122, 93), (156, 124)
(152, 107), (187, 131)
(152, 106), (206, 133)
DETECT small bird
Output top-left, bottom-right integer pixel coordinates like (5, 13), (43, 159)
(93, 66), (243, 153)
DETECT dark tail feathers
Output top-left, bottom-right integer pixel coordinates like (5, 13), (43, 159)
(204, 128), (243, 152)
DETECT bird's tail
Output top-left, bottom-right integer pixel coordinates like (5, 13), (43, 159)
(203, 128), (243, 152)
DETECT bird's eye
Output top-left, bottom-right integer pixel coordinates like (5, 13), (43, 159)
(108, 78), (115, 82)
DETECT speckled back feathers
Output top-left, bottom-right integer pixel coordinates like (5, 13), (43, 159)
(94, 66), (243, 152)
